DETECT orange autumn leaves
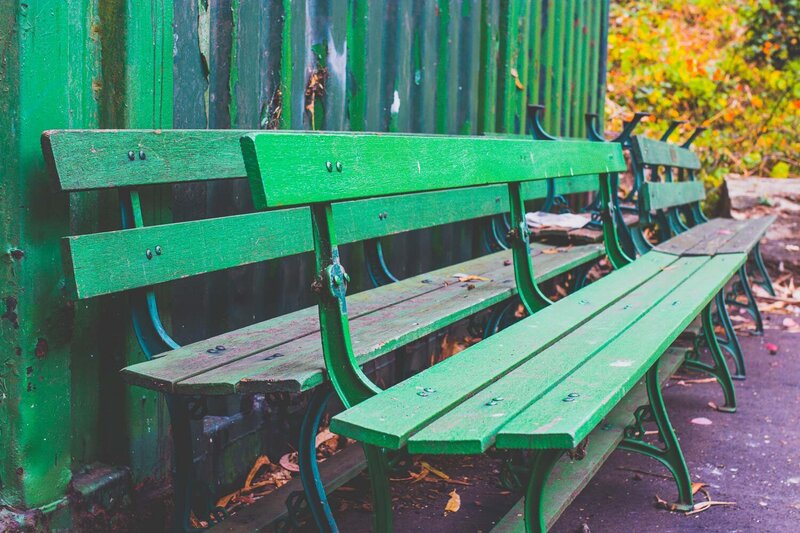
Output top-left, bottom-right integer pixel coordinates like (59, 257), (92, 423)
(606, 1), (799, 180)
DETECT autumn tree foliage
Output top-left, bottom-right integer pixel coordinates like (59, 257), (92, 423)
(606, 0), (799, 181)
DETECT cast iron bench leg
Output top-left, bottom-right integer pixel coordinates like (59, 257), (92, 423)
(684, 300), (738, 412)
(753, 242), (776, 296)
(618, 359), (694, 510)
(297, 386), (338, 532)
(714, 290), (746, 380)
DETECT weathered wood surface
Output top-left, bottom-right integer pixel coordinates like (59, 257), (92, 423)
(490, 347), (687, 533)
(44, 129), (250, 190)
(655, 216), (775, 256)
(330, 252), (745, 452)
(241, 132), (626, 208)
(122, 243), (603, 393)
(631, 135), (701, 170)
(716, 215), (777, 254)
(641, 180), (705, 211)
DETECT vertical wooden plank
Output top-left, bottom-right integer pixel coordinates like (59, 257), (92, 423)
(560, 0), (575, 135)
(571, 1), (587, 137)
(365, 0), (387, 131)
(597, 0), (610, 127)
(348, 0), (368, 130)
(326, 0), (350, 130)
(100, 0), (174, 484)
(527, 0), (544, 106)
(586, 0), (599, 118)
(477, 0), (499, 134)
(390, 2), (414, 132)
(542, 0), (558, 133)
(460, 0), (482, 134)
(0, 0), (100, 509)
(413, 1), (438, 134)
(434, 0), (456, 134)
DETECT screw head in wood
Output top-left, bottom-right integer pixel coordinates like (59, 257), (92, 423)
(139, 150), (146, 160)
(155, 245), (162, 255)
(145, 249), (153, 259)
(326, 161), (333, 172)
(128, 151), (135, 161)
(336, 161), (343, 172)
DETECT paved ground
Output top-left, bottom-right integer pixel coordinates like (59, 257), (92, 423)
(329, 312), (800, 532)
(552, 314), (800, 532)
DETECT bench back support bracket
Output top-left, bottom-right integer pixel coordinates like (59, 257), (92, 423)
(310, 203), (381, 409)
(508, 182), (553, 314)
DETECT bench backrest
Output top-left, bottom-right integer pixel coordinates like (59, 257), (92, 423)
(242, 132), (621, 208)
(631, 135), (705, 211)
(45, 130), (600, 300)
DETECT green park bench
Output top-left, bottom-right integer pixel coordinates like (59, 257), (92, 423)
(44, 129), (607, 531)
(240, 131), (744, 532)
(624, 133), (776, 378)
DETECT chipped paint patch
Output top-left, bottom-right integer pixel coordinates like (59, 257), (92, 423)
(610, 360), (633, 367)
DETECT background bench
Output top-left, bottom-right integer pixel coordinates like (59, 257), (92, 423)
(628, 134), (776, 378)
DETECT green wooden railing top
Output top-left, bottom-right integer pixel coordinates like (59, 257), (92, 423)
(631, 135), (701, 170)
(242, 132), (625, 209)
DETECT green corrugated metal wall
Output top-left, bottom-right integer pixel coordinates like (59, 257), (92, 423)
(0, 0), (609, 515)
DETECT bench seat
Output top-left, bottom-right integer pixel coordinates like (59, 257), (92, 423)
(331, 252), (744, 452)
(655, 215), (777, 256)
(330, 251), (744, 530)
(491, 346), (686, 532)
(122, 243), (603, 394)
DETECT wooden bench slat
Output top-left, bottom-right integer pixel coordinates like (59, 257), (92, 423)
(641, 180), (705, 211)
(554, 175), (598, 196)
(328, 252), (677, 450)
(44, 129), (251, 191)
(405, 255), (708, 455)
(655, 216), (774, 257)
(495, 253), (746, 450)
(121, 244), (602, 393)
(172, 245), (605, 395)
(490, 347), (687, 533)
(631, 135), (701, 170)
(716, 215), (776, 254)
(652, 217), (731, 255)
(64, 183), (555, 299)
(242, 133), (626, 208)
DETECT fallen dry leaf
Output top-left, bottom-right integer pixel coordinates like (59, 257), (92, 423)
(279, 451), (300, 473)
(691, 417), (713, 426)
(451, 273), (491, 283)
(444, 489), (461, 514)
(420, 461), (451, 481)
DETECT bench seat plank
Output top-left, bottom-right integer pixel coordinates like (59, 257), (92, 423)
(405, 256), (708, 454)
(491, 347), (687, 533)
(328, 252), (677, 449)
(176, 244), (603, 395)
(496, 253), (745, 450)
(654, 216), (774, 256)
(122, 243), (603, 393)
(716, 214), (777, 254)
